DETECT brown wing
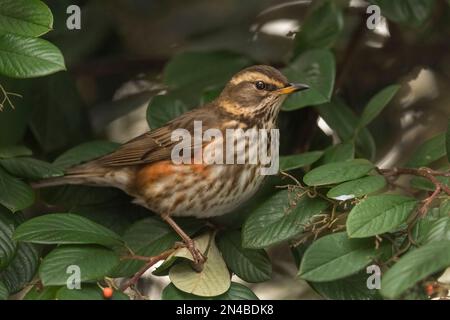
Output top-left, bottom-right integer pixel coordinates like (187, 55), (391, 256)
(97, 106), (222, 167)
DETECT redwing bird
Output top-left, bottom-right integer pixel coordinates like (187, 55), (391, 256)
(33, 65), (309, 264)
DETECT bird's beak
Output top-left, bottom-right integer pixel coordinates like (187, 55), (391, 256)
(276, 83), (310, 95)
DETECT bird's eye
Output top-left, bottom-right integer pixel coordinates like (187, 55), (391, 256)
(255, 81), (266, 90)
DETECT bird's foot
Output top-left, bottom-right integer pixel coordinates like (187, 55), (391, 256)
(175, 239), (206, 272)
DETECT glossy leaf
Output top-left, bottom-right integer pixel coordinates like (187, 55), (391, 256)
(147, 95), (190, 129)
(163, 51), (250, 105)
(217, 230), (271, 283)
(316, 99), (376, 160)
(0, 0), (53, 37)
(0, 146), (32, 159)
(242, 191), (329, 249)
(0, 280), (7, 300)
(169, 234), (230, 297)
(299, 232), (377, 282)
(347, 195), (417, 238)
(39, 245), (119, 286)
(423, 217), (450, 244)
(319, 143), (355, 164)
(14, 213), (123, 247)
(381, 241), (450, 299)
(0, 242), (39, 293)
(406, 133), (446, 167)
(327, 175), (386, 200)
(23, 285), (59, 300)
(358, 85), (400, 128)
(0, 34), (65, 78)
(0, 167), (34, 213)
(310, 270), (382, 300)
(113, 217), (202, 277)
(293, 0), (343, 56)
(53, 140), (119, 170)
(0, 157), (63, 180)
(303, 159), (374, 186)
(0, 207), (16, 269)
(283, 49), (335, 110)
(279, 151), (323, 171)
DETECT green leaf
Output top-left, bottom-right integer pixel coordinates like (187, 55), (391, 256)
(293, 0), (343, 56)
(0, 157), (63, 180)
(406, 133), (446, 167)
(53, 140), (119, 170)
(162, 282), (258, 300)
(147, 95), (190, 129)
(163, 51), (250, 105)
(217, 230), (271, 283)
(446, 119), (450, 162)
(112, 217), (203, 277)
(327, 175), (386, 200)
(242, 191), (329, 249)
(23, 285), (59, 300)
(358, 85), (400, 129)
(319, 143), (355, 164)
(0, 167), (34, 213)
(423, 217), (450, 244)
(279, 151), (323, 172)
(39, 245), (119, 286)
(56, 284), (129, 300)
(347, 195), (418, 238)
(299, 232), (377, 282)
(169, 234), (230, 297)
(40, 185), (121, 210)
(0, 0), (53, 37)
(0, 146), (32, 159)
(316, 99), (376, 160)
(0, 207), (16, 269)
(113, 217), (202, 277)
(0, 280), (7, 300)
(0, 34), (65, 78)
(123, 217), (201, 254)
(310, 270), (382, 300)
(369, 0), (435, 27)
(154, 232), (212, 277)
(14, 213), (123, 247)
(381, 241), (450, 299)
(0, 242), (39, 293)
(303, 159), (374, 186)
(410, 174), (450, 192)
(282, 49), (335, 110)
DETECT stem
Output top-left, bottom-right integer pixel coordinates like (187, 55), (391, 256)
(119, 248), (175, 292)
(379, 167), (450, 215)
(0, 83), (22, 111)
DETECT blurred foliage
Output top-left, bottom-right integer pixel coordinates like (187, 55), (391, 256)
(0, 0), (450, 301)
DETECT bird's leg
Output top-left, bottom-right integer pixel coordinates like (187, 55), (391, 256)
(161, 213), (206, 269)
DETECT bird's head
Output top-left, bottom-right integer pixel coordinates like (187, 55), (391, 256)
(217, 65), (309, 121)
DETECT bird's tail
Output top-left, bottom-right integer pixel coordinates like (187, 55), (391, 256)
(30, 162), (109, 189)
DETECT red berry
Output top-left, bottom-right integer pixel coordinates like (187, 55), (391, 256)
(425, 284), (434, 296)
(103, 287), (113, 299)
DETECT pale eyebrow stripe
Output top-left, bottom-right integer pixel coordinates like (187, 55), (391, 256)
(230, 72), (284, 88)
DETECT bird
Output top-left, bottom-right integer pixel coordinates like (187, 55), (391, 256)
(32, 65), (309, 265)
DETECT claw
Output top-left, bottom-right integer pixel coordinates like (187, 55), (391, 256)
(184, 239), (206, 272)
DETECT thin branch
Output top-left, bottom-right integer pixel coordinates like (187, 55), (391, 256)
(120, 248), (176, 292)
(379, 167), (450, 216)
(0, 83), (22, 111)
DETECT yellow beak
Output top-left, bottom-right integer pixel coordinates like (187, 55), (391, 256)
(276, 83), (310, 95)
